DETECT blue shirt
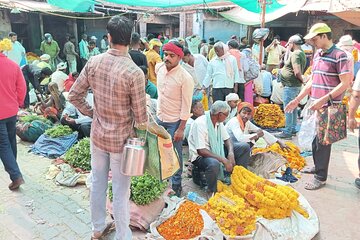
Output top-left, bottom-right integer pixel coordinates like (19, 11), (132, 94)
(261, 70), (272, 97)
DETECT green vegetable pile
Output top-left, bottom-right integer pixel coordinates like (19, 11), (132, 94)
(64, 138), (91, 171)
(20, 115), (52, 124)
(45, 125), (73, 138)
(108, 173), (168, 205)
(130, 172), (167, 205)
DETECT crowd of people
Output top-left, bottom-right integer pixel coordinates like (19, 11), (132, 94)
(1, 15), (360, 239)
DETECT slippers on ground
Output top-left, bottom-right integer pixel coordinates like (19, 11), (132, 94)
(301, 166), (315, 174)
(304, 178), (326, 190)
(91, 221), (115, 240)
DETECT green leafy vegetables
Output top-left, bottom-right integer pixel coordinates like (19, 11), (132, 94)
(20, 115), (52, 124)
(108, 172), (168, 205)
(64, 138), (91, 171)
(45, 125), (73, 138)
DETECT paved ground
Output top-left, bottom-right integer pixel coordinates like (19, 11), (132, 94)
(0, 130), (359, 240)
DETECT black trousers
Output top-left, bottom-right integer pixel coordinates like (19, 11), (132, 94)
(237, 83), (245, 101)
(312, 136), (332, 181)
(61, 118), (91, 139)
(212, 88), (234, 102)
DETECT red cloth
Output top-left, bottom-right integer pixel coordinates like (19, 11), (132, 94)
(64, 74), (75, 92)
(162, 42), (184, 58)
(0, 53), (26, 120)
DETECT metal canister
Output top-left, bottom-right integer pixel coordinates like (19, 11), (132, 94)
(121, 138), (146, 176)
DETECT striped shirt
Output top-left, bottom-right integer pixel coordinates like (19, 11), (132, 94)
(68, 49), (147, 153)
(310, 45), (351, 103)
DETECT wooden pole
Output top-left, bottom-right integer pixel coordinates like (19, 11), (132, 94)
(258, 0), (266, 65)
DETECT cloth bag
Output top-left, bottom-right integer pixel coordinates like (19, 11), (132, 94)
(136, 121), (180, 181)
(317, 99), (347, 145)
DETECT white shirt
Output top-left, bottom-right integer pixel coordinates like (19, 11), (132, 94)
(62, 93), (94, 124)
(225, 117), (277, 145)
(270, 80), (284, 104)
(5, 41), (26, 66)
(203, 55), (240, 89)
(51, 70), (68, 92)
(224, 107), (237, 125)
(353, 70), (360, 91)
(193, 54), (209, 86)
(188, 115), (230, 162)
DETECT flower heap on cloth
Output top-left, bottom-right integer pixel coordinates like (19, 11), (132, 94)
(252, 142), (306, 170)
(230, 166), (309, 219)
(253, 103), (285, 128)
(0, 38), (12, 51)
(204, 183), (257, 237)
(157, 200), (204, 240)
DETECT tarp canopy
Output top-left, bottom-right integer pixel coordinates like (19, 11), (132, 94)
(220, 0), (307, 25)
(47, 0), (287, 12)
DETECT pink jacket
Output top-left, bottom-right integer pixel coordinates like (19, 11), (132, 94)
(0, 53), (26, 120)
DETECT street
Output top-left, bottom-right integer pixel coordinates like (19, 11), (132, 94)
(0, 131), (359, 240)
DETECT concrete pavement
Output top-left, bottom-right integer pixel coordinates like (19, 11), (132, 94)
(0, 130), (359, 239)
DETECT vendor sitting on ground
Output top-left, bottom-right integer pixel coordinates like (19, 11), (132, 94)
(184, 99), (205, 140)
(226, 101), (289, 150)
(224, 93), (240, 124)
(35, 82), (66, 122)
(61, 91), (93, 139)
(188, 101), (249, 195)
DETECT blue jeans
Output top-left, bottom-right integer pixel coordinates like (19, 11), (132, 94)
(0, 115), (22, 181)
(156, 119), (182, 186)
(283, 86), (301, 135)
(90, 143), (132, 240)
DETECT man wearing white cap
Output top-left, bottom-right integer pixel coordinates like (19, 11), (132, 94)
(224, 93), (240, 124)
(285, 23), (352, 190)
(51, 62), (68, 92)
(37, 54), (52, 70)
(337, 35), (355, 77)
(277, 34), (306, 140)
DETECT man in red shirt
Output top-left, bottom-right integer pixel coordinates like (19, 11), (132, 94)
(0, 40), (27, 190)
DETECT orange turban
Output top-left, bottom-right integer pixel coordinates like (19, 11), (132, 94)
(236, 102), (255, 131)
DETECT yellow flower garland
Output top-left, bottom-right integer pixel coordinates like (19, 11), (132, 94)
(253, 104), (285, 128)
(0, 38), (12, 52)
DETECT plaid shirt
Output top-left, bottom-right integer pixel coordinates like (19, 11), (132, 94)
(68, 48), (147, 153)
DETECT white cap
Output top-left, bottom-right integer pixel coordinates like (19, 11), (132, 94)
(40, 54), (50, 61)
(90, 36), (97, 40)
(57, 62), (67, 70)
(225, 93), (240, 102)
(337, 35), (354, 47)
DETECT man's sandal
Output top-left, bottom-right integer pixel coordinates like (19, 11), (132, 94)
(91, 222), (115, 240)
(301, 166), (315, 174)
(304, 178), (326, 190)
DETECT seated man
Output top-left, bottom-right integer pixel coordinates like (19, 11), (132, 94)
(226, 102), (288, 150)
(61, 91), (93, 139)
(188, 101), (248, 195)
(224, 93), (240, 124)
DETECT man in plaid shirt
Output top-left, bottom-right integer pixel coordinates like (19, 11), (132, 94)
(69, 16), (147, 240)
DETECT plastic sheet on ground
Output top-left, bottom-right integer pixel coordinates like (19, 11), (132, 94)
(248, 151), (287, 179)
(31, 132), (78, 159)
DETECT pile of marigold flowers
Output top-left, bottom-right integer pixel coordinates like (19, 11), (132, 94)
(204, 188), (257, 237)
(157, 200), (204, 240)
(0, 38), (12, 51)
(252, 142), (306, 171)
(230, 166), (309, 219)
(253, 104), (285, 128)
(26, 52), (40, 63)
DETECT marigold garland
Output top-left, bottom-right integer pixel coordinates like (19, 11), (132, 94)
(230, 166), (309, 220)
(252, 142), (306, 170)
(253, 104), (285, 128)
(0, 38), (12, 52)
(157, 200), (204, 240)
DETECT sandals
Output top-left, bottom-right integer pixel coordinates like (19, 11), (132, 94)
(305, 178), (326, 190)
(91, 221), (115, 240)
(301, 166), (315, 174)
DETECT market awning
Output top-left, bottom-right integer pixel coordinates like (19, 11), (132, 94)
(0, 0), (72, 13)
(219, 0), (307, 25)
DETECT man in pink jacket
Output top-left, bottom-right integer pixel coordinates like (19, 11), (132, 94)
(0, 45), (27, 190)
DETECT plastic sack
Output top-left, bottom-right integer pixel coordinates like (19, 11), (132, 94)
(248, 151), (288, 179)
(16, 120), (52, 142)
(252, 28), (269, 41)
(147, 197), (224, 240)
(298, 105), (317, 151)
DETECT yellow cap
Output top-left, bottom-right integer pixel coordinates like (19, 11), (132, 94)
(304, 23), (332, 40)
(149, 39), (162, 49)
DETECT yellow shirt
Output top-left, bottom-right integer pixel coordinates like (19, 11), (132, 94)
(266, 44), (285, 65)
(208, 47), (216, 61)
(145, 49), (162, 85)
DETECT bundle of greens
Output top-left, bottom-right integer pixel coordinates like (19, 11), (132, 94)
(130, 173), (168, 205)
(45, 125), (73, 138)
(64, 138), (91, 171)
(20, 115), (51, 124)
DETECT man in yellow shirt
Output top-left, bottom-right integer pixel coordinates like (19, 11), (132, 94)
(265, 35), (285, 72)
(145, 39), (162, 85)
